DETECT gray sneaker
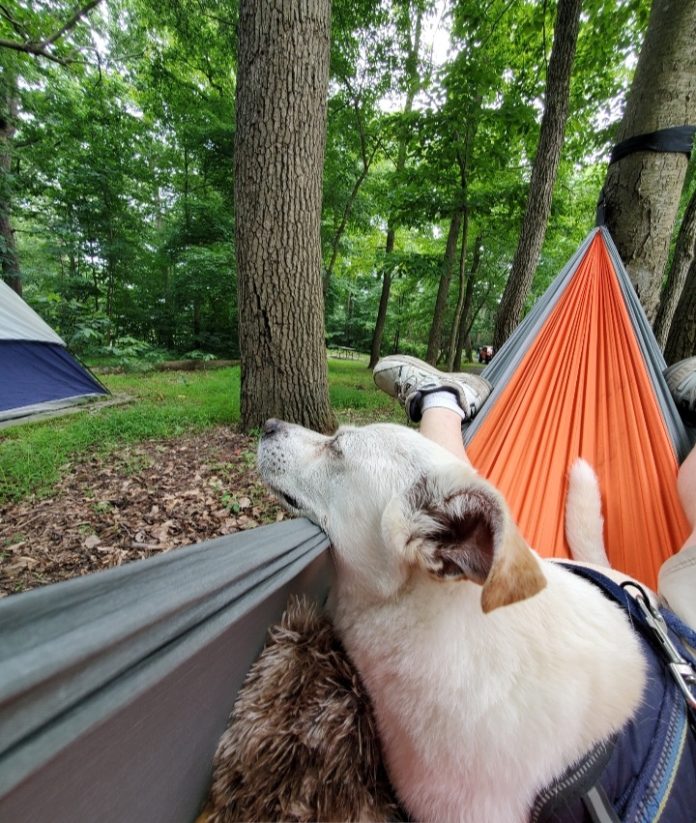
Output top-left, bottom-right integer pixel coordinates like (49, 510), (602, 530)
(665, 356), (696, 427)
(373, 355), (492, 423)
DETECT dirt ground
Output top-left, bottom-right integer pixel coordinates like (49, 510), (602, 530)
(0, 426), (286, 597)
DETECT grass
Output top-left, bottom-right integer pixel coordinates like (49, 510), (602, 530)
(0, 358), (403, 504)
(0, 368), (240, 504)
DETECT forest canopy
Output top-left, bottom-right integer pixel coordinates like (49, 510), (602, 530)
(1, 0), (691, 366)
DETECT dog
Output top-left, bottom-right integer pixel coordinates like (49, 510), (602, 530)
(257, 420), (648, 822)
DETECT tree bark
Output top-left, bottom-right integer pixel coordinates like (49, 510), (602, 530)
(0, 68), (21, 295)
(426, 208), (462, 364)
(236, 0), (336, 432)
(654, 186), (696, 350)
(368, 6), (423, 369)
(602, 0), (696, 323)
(493, 0), (582, 349)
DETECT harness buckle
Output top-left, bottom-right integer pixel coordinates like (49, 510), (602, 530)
(669, 662), (696, 711)
(628, 585), (696, 712)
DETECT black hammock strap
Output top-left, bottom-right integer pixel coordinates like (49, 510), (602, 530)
(609, 124), (696, 165)
(596, 125), (696, 226)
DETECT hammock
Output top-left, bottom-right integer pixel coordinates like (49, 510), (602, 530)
(466, 227), (691, 588)
(0, 521), (330, 823)
(0, 227), (690, 822)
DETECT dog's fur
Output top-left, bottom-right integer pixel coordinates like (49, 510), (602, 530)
(566, 458), (610, 567)
(204, 596), (402, 823)
(258, 421), (647, 823)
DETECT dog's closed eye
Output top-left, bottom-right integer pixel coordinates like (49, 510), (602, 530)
(328, 435), (344, 457)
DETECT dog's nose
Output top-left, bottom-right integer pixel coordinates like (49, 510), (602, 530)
(262, 418), (284, 437)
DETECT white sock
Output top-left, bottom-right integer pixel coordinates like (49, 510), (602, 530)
(420, 390), (466, 420)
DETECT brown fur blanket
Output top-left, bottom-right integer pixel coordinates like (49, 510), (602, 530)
(203, 596), (402, 822)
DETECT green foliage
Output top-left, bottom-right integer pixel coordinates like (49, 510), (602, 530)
(3, 0), (650, 367)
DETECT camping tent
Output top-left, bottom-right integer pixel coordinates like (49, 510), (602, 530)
(0, 279), (108, 422)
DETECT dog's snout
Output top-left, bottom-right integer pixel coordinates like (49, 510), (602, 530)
(262, 418), (285, 437)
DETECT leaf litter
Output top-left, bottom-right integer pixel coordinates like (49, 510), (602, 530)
(0, 426), (287, 597)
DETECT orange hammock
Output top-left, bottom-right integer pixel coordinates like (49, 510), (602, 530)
(465, 229), (691, 588)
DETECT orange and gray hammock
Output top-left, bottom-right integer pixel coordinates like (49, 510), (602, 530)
(0, 227), (693, 823)
(466, 226), (691, 589)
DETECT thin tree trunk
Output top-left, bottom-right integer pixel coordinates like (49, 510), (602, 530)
(236, 0), (335, 432)
(323, 98), (378, 298)
(368, 6), (423, 369)
(446, 214), (471, 371)
(0, 69), (21, 295)
(603, 0), (696, 322)
(193, 300), (201, 348)
(369, 228), (394, 368)
(426, 209), (463, 364)
(654, 186), (696, 350)
(454, 238), (483, 370)
(493, 0), (582, 349)
(392, 292), (404, 352)
(324, 170), (367, 298)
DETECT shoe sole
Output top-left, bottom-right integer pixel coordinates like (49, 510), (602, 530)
(373, 354), (492, 396)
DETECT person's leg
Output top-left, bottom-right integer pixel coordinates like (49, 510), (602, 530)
(677, 443), (696, 545)
(373, 355), (491, 424)
(658, 442), (696, 629)
(372, 355), (490, 466)
(419, 406), (473, 467)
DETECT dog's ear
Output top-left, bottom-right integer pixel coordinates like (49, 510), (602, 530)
(381, 473), (546, 612)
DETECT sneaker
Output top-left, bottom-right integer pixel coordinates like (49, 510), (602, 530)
(373, 354), (492, 423)
(665, 356), (696, 427)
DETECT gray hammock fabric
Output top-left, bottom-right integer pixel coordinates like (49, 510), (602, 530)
(0, 519), (331, 823)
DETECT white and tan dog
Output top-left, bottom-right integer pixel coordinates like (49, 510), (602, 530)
(258, 420), (647, 823)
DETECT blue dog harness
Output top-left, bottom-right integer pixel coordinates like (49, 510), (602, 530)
(531, 566), (696, 823)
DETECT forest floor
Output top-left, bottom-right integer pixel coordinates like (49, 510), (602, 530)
(0, 425), (283, 596)
(0, 357), (484, 597)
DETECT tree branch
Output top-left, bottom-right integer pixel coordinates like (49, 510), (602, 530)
(0, 37), (69, 64)
(0, 0), (104, 64)
(0, 3), (29, 38)
(38, 0), (103, 50)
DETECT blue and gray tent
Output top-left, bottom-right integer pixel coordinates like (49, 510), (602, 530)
(0, 279), (108, 423)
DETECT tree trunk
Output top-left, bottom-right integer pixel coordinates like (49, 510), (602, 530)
(446, 215), (471, 371)
(665, 253), (696, 363)
(654, 186), (696, 349)
(369, 227), (394, 368)
(454, 237), (483, 370)
(493, 0), (582, 349)
(368, 6), (423, 370)
(236, 0), (335, 432)
(323, 98), (378, 299)
(426, 209), (462, 364)
(193, 299), (201, 348)
(0, 68), (21, 295)
(603, 0), (696, 323)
